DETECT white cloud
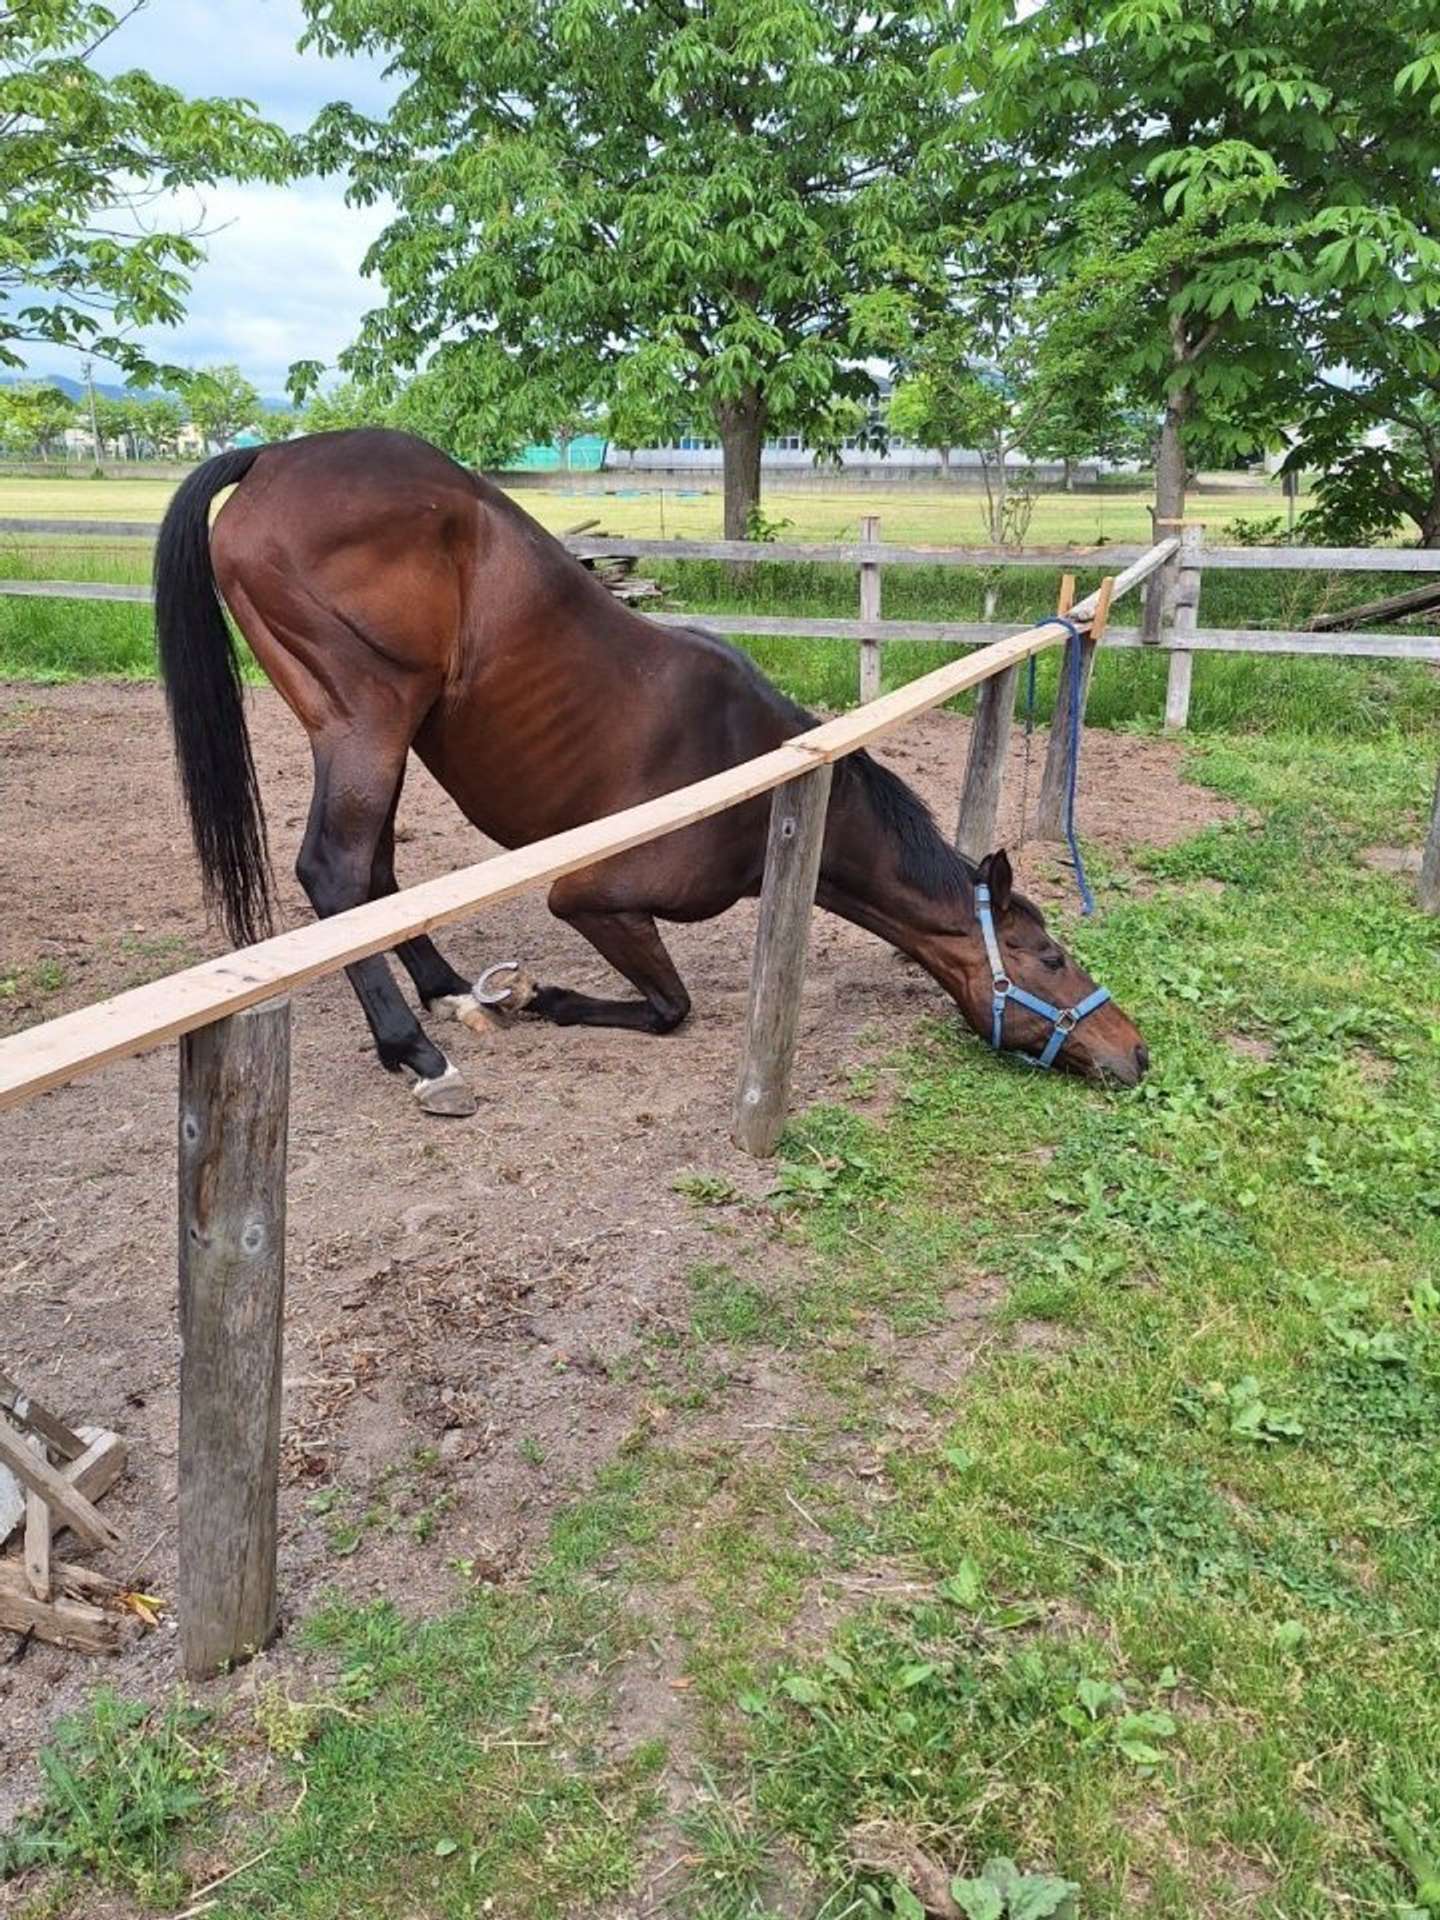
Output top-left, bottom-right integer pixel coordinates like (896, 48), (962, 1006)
(19, 0), (398, 394)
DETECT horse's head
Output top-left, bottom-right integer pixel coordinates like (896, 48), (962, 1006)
(948, 851), (1149, 1085)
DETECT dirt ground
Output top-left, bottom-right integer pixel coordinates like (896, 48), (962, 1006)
(0, 681), (1229, 1832)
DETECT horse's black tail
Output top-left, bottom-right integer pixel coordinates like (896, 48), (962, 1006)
(154, 446), (272, 948)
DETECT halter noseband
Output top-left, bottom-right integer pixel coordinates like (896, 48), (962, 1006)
(974, 883), (1112, 1069)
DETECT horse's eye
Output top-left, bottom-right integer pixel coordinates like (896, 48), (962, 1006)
(1040, 949), (1065, 972)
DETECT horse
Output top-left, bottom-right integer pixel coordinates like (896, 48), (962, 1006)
(153, 427), (1148, 1117)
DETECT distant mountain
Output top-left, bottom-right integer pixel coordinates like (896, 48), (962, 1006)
(0, 373), (291, 412)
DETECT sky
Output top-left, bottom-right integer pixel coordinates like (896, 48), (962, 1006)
(22, 0), (397, 396)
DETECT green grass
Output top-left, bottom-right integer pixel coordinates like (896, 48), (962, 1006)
(4, 568), (1440, 1916)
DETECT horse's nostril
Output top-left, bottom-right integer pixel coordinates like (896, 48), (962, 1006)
(1134, 1043), (1150, 1076)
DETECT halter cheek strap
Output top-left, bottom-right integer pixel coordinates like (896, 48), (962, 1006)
(974, 884), (1112, 1069)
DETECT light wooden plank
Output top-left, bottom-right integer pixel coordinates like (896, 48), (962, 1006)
(0, 1421), (121, 1549)
(0, 541), (1180, 1115)
(0, 740), (819, 1110)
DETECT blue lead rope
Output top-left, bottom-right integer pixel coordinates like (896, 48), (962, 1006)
(1044, 614), (1096, 917)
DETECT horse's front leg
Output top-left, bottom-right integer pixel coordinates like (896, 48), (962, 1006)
(298, 740), (477, 1116)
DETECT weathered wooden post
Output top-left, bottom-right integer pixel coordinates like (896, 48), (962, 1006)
(178, 997), (290, 1679)
(1035, 576), (1115, 842)
(1420, 763), (1440, 914)
(732, 764), (835, 1157)
(858, 515), (882, 704)
(956, 574), (1075, 860)
(1163, 522), (1205, 730)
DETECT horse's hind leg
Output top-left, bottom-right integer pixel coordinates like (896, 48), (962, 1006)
(298, 742), (477, 1117)
(527, 897), (692, 1034)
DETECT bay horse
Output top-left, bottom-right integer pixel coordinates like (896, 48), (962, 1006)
(154, 428), (1148, 1116)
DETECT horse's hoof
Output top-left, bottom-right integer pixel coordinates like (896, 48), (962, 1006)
(433, 991), (504, 1034)
(497, 967), (539, 1014)
(412, 1064), (478, 1117)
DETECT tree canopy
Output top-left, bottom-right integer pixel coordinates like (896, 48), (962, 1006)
(950, 0), (1440, 538)
(182, 364), (261, 449)
(1, 2), (289, 378)
(298, 0), (958, 533)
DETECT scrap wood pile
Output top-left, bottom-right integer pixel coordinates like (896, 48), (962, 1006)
(1, 1369), (137, 1656)
(1309, 577), (1440, 632)
(564, 518), (668, 606)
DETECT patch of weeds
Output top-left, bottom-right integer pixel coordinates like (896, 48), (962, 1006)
(519, 1433), (546, 1467)
(410, 1490), (456, 1542)
(0, 1691), (223, 1904)
(675, 1170), (744, 1208)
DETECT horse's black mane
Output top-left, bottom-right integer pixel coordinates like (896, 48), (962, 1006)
(670, 619), (978, 904)
(841, 750), (977, 901)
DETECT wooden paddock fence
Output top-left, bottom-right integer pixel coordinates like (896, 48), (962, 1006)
(0, 525), (1437, 1678)
(6, 511), (1438, 900)
(0, 537), (1181, 1679)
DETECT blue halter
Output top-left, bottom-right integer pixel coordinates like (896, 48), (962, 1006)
(974, 882), (1112, 1069)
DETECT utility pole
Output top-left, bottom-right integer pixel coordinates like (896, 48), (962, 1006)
(82, 359), (102, 468)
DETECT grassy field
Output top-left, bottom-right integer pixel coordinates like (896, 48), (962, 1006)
(0, 467), (1304, 543)
(5, 729), (1439, 1919)
(4, 470), (1440, 741)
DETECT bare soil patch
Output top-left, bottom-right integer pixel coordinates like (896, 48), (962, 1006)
(0, 681), (1228, 1827)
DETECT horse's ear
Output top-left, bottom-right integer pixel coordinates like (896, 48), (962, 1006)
(981, 848), (1014, 913)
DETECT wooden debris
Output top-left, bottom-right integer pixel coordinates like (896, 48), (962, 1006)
(564, 523), (669, 606)
(1310, 577), (1440, 632)
(0, 1560), (131, 1655)
(0, 1370), (85, 1461)
(1, 1377), (130, 1655)
(0, 1421), (120, 1551)
(24, 1434), (49, 1601)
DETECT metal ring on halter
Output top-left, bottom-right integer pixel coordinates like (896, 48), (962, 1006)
(474, 959), (523, 1005)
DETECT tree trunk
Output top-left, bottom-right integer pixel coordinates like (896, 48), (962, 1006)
(1062, 456), (1074, 492)
(719, 394), (765, 541)
(1420, 462), (1440, 548)
(1142, 384), (1191, 641)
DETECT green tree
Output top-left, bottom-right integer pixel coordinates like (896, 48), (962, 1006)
(0, 382), (78, 459)
(134, 392), (185, 458)
(92, 392), (144, 458)
(949, 0), (1440, 541)
(0, 3), (288, 376)
(182, 365), (261, 451)
(300, 379), (391, 435)
(299, 0), (957, 536)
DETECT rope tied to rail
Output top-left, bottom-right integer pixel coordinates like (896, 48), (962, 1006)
(1044, 613), (1097, 918)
